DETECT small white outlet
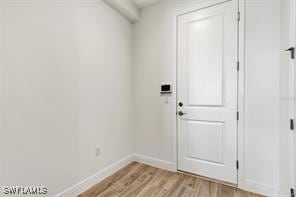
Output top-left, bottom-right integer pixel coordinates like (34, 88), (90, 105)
(95, 146), (100, 157)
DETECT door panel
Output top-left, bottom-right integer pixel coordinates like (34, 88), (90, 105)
(187, 120), (224, 164)
(177, 0), (238, 184)
(187, 14), (224, 106)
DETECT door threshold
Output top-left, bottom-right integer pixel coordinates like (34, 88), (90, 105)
(177, 170), (237, 188)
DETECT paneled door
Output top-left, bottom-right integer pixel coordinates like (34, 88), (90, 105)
(177, 0), (238, 184)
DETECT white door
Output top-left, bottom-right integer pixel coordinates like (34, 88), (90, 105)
(177, 0), (238, 184)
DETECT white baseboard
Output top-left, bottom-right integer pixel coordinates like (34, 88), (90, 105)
(240, 179), (278, 197)
(133, 154), (176, 172)
(54, 154), (279, 197)
(278, 191), (291, 197)
(54, 154), (175, 197)
(54, 154), (134, 197)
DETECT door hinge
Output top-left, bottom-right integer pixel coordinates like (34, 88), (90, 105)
(286, 47), (295, 59)
(291, 188), (295, 197)
(237, 61), (240, 71)
(237, 112), (239, 121)
(291, 119), (294, 131)
(236, 160), (239, 170)
(237, 11), (241, 22)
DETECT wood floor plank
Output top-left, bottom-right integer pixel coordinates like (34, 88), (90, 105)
(180, 176), (203, 197)
(119, 168), (163, 197)
(79, 162), (144, 197)
(136, 170), (173, 197)
(221, 185), (235, 197)
(209, 181), (222, 197)
(197, 180), (211, 197)
(98, 164), (159, 197)
(161, 173), (188, 197)
(156, 172), (185, 197)
(79, 162), (264, 197)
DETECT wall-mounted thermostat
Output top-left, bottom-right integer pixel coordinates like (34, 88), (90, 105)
(160, 83), (172, 94)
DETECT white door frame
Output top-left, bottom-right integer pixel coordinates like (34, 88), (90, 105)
(173, 0), (244, 186)
(290, 0), (296, 191)
(237, 0), (245, 190)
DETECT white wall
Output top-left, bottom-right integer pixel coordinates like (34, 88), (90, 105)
(242, 1), (280, 196)
(0, 0), (133, 196)
(133, 0), (282, 196)
(133, 0), (176, 166)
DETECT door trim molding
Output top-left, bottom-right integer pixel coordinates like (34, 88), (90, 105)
(237, 0), (245, 190)
(290, 0), (296, 191)
(174, 0), (233, 17)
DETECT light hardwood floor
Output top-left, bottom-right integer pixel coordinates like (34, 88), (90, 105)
(79, 162), (263, 197)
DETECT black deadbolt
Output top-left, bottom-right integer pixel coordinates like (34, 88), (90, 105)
(179, 102), (183, 107)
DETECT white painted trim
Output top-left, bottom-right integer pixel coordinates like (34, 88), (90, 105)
(174, 0), (232, 17)
(237, 0), (246, 191)
(290, 0), (296, 191)
(54, 154), (175, 196)
(240, 180), (278, 197)
(172, 2), (178, 175)
(54, 152), (278, 197)
(54, 154), (134, 197)
(103, 0), (139, 23)
(133, 154), (176, 171)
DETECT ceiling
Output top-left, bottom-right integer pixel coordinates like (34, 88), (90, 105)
(131, 0), (162, 8)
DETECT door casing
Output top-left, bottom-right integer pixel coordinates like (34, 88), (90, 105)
(290, 0), (296, 191)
